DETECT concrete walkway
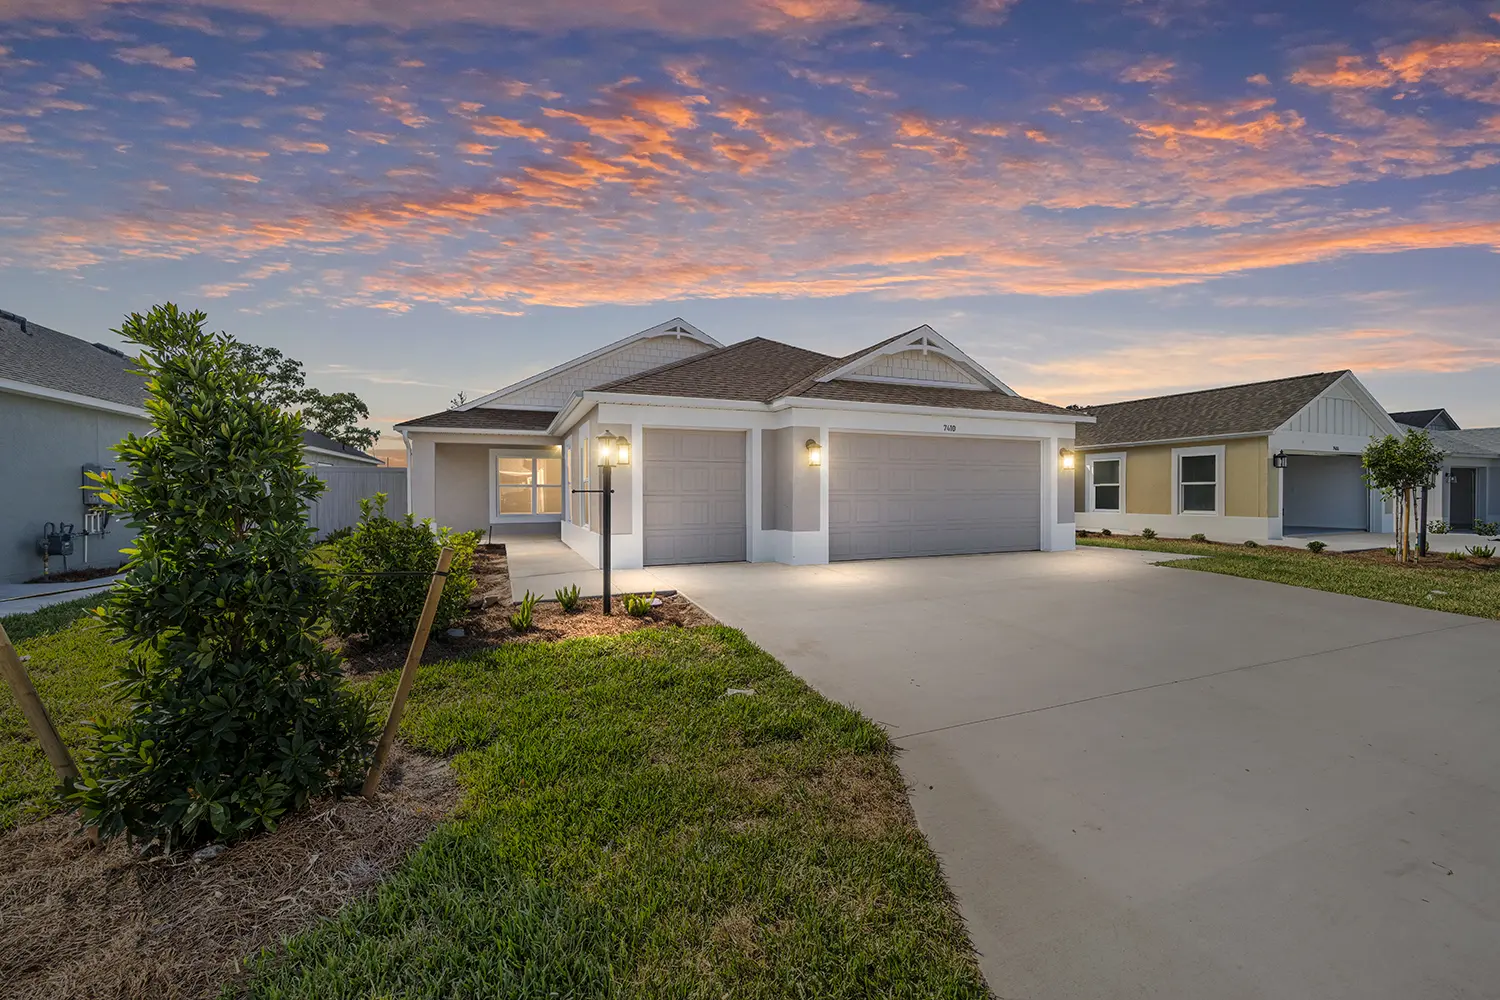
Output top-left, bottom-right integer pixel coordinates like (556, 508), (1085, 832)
(1285, 528), (1497, 553)
(643, 548), (1500, 1000)
(501, 535), (675, 601)
(0, 578), (116, 617)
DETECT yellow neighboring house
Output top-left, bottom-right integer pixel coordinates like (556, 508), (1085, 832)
(1073, 371), (1404, 544)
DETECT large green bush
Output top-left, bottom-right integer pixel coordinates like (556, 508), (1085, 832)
(331, 493), (481, 645)
(67, 304), (373, 850)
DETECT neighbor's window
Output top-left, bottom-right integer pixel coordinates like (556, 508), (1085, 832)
(1092, 459), (1121, 512)
(1179, 454), (1218, 513)
(496, 455), (563, 516)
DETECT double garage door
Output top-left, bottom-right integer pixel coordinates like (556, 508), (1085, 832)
(642, 430), (1042, 565)
(829, 433), (1041, 561)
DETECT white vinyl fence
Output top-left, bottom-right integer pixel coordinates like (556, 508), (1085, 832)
(307, 466), (408, 539)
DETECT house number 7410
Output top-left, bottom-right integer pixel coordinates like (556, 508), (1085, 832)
(942, 424), (957, 432)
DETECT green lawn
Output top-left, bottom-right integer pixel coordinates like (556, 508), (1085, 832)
(0, 603), (119, 830)
(243, 627), (987, 999)
(2, 607), (988, 997)
(1081, 536), (1500, 619)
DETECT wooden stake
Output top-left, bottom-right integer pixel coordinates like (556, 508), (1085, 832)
(362, 546), (454, 799)
(0, 621), (97, 843)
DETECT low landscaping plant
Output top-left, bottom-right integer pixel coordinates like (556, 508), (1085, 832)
(1307, 540), (1327, 554)
(622, 591), (656, 617)
(1100, 528), (1112, 537)
(1427, 519), (1451, 535)
(554, 583), (581, 612)
(1466, 544), (1496, 559)
(1191, 533), (1208, 542)
(1476, 519), (1500, 537)
(509, 591), (539, 631)
(1446, 550), (1468, 561)
(67, 305), (373, 850)
(1140, 528), (1158, 540)
(331, 493), (481, 645)
(1243, 539), (1260, 548)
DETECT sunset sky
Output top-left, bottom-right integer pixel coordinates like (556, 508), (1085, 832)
(2, 0), (1499, 448)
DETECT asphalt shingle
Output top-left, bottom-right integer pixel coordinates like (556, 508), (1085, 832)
(1075, 371), (1349, 448)
(394, 407), (558, 431)
(0, 311), (145, 409)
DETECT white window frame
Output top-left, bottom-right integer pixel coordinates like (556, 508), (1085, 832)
(1172, 444), (1225, 516)
(488, 449), (565, 522)
(1085, 452), (1126, 513)
(561, 439), (572, 521)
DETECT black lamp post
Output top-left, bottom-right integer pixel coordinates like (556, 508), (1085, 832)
(572, 429), (629, 615)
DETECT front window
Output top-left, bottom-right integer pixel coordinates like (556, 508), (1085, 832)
(495, 455), (562, 516)
(1092, 459), (1121, 512)
(1179, 454), (1218, 513)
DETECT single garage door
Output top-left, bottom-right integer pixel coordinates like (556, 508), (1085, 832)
(1283, 454), (1369, 531)
(829, 433), (1041, 561)
(643, 429), (747, 566)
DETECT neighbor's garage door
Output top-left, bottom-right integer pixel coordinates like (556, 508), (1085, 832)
(643, 429), (747, 566)
(1283, 454), (1369, 531)
(828, 433), (1040, 561)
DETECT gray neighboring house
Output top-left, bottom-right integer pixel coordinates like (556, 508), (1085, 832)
(0, 309), (382, 583)
(1391, 409), (1500, 530)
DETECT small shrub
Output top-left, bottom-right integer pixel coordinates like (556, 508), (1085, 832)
(622, 591), (656, 617)
(1243, 539), (1260, 548)
(331, 493), (481, 645)
(1466, 544), (1496, 559)
(1475, 519), (1499, 537)
(322, 525), (354, 544)
(1385, 547), (1399, 556)
(1446, 550), (1468, 561)
(1075, 529), (1090, 538)
(1140, 527), (1158, 540)
(509, 591), (539, 631)
(554, 583), (581, 612)
(1426, 519), (1450, 535)
(1190, 533), (1207, 542)
(1100, 528), (1112, 537)
(1306, 540), (1327, 553)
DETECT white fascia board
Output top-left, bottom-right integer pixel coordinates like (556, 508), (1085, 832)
(773, 394), (1092, 425)
(459, 318), (723, 412)
(303, 445), (381, 464)
(0, 377), (149, 419)
(400, 426), (557, 438)
(814, 325), (1017, 396)
(550, 391), (765, 435)
(1076, 429), (1269, 450)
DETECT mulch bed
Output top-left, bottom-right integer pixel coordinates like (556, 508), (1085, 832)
(1338, 547), (1500, 571)
(341, 542), (719, 674)
(23, 565), (125, 584)
(0, 749), (458, 1000)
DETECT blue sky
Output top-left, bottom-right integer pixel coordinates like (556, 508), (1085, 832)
(2, 0), (1498, 450)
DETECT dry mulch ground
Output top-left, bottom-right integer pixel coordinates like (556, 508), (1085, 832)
(0, 750), (458, 1000)
(1338, 547), (1499, 571)
(23, 565), (126, 584)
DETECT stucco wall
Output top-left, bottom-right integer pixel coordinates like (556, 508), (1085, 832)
(761, 427), (788, 531)
(1225, 437), (1269, 519)
(1125, 445), (1173, 514)
(0, 392), (148, 583)
(1058, 437), (1075, 524)
(434, 443), (492, 533)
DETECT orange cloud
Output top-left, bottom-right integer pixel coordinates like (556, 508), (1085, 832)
(471, 116), (549, 140)
(1120, 56), (1175, 85)
(1290, 54), (1394, 89)
(272, 137), (330, 153)
(113, 43), (196, 71)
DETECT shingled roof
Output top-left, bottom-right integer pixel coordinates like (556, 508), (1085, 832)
(393, 407), (557, 431)
(1389, 408), (1459, 431)
(0, 309), (146, 409)
(1076, 371), (1349, 448)
(593, 335), (1072, 415)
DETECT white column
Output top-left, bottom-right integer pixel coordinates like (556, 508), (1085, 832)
(407, 433), (436, 521)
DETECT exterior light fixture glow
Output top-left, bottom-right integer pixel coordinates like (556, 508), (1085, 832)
(1272, 450), (1289, 469)
(597, 430), (629, 468)
(805, 439), (822, 467)
(1059, 448), (1075, 471)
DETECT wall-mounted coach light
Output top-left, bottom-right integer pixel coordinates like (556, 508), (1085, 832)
(1059, 448), (1075, 471)
(1272, 450), (1289, 469)
(806, 439), (822, 467)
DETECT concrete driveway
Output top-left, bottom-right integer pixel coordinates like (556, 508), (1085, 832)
(649, 547), (1500, 1000)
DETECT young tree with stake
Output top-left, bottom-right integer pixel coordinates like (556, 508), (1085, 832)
(1362, 430), (1446, 562)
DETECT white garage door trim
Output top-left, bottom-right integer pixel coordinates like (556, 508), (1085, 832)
(642, 429), (747, 566)
(828, 432), (1041, 561)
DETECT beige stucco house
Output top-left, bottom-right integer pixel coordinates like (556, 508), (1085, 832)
(1073, 371), (1405, 543)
